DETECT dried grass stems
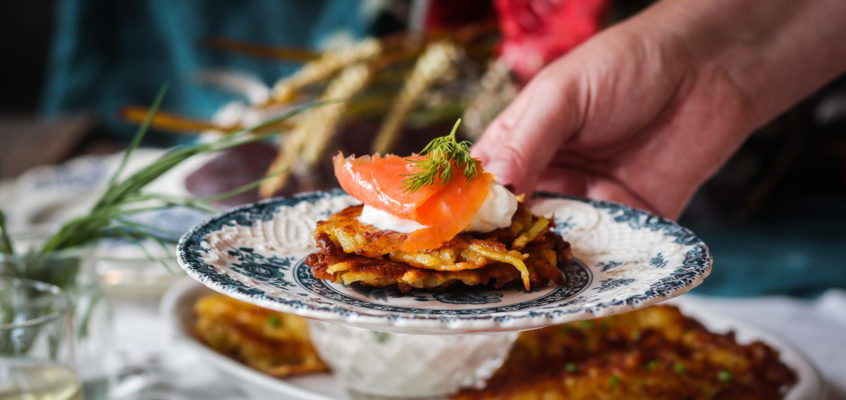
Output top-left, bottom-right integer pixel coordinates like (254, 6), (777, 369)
(121, 21), (503, 199)
(259, 40), (461, 198)
(371, 40), (460, 154)
(259, 63), (373, 198)
(269, 39), (382, 105)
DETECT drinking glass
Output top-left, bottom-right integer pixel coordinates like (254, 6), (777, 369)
(1, 232), (116, 399)
(0, 277), (81, 400)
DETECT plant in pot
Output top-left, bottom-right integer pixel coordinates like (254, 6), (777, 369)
(0, 86), (307, 399)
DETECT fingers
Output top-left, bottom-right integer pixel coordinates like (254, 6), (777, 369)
(535, 166), (670, 219)
(587, 180), (668, 218)
(471, 66), (583, 195)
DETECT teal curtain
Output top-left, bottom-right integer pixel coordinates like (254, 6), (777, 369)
(687, 201), (846, 297)
(41, 0), (370, 141)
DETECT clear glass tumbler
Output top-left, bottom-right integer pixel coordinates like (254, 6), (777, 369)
(0, 277), (81, 400)
(1, 233), (116, 399)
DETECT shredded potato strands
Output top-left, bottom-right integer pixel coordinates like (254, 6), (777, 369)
(193, 294), (327, 377)
(313, 204), (561, 291)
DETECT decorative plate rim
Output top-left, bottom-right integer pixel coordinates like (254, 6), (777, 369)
(176, 189), (713, 333)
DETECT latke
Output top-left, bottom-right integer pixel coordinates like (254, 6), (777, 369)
(305, 203), (570, 291)
(193, 294), (327, 377)
(454, 305), (797, 400)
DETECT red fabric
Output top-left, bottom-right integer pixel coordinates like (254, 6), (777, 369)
(495, 0), (608, 82)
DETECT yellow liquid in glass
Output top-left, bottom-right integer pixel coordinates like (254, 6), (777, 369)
(0, 359), (82, 400)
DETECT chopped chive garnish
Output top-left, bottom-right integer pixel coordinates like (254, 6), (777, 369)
(372, 331), (391, 344)
(608, 374), (620, 387)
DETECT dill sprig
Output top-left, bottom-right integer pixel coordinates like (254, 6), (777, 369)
(402, 119), (477, 192)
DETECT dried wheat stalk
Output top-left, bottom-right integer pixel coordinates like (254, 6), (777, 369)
(371, 40), (459, 154)
(259, 63), (372, 198)
(269, 39), (381, 104)
(302, 64), (372, 164)
(461, 59), (518, 140)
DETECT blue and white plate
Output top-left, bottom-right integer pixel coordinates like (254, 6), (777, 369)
(177, 189), (712, 333)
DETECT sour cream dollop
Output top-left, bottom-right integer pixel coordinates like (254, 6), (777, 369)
(357, 182), (518, 234)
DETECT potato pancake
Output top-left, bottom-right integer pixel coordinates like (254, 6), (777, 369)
(194, 298), (797, 399)
(454, 305), (797, 400)
(305, 203), (570, 291)
(193, 294), (327, 377)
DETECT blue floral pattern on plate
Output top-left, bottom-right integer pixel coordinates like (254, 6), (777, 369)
(177, 190), (712, 333)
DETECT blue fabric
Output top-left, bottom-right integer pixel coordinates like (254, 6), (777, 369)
(688, 205), (846, 298)
(41, 0), (370, 142)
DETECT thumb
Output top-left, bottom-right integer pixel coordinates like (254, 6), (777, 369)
(471, 70), (581, 195)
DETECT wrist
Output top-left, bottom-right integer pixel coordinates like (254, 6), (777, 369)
(648, 0), (846, 129)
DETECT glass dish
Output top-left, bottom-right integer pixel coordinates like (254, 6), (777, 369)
(307, 320), (517, 398)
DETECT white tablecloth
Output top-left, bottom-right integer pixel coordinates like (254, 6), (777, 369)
(109, 286), (846, 400)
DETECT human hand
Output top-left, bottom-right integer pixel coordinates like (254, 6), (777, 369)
(472, 0), (846, 219)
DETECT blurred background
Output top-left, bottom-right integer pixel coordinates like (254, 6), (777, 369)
(1, 0), (845, 297)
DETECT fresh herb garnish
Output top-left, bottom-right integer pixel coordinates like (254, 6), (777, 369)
(402, 119), (477, 192)
(565, 363), (578, 373)
(578, 320), (594, 330)
(645, 360), (660, 371)
(608, 374), (620, 387)
(371, 331), (391, 344)
(267, 315), (281, 328)
(717, 370), (733, 382)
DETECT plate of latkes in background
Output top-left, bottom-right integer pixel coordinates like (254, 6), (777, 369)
(177, 189), (713, 333)
(162, 280), (825, 400)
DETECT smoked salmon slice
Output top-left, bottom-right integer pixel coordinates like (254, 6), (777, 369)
(333, 152), (494, 252)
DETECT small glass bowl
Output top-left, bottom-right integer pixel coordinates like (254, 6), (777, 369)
(307, 320), (518, 399)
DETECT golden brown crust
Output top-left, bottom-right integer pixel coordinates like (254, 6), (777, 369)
(193, 294), (328, 377)
(307, 233), (550, 291)
(195, 297), (797, 399)
(306, 203), (570, 291)
(454, 305), (798, 400)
